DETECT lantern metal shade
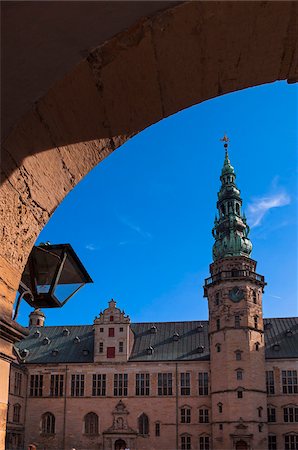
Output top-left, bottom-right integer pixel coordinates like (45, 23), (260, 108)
(18, 243), (93, 309)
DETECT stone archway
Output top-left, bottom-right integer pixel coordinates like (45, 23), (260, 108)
(0, 1), (297, 447)
(236, 441), (248, 450)
(114, 439), (127, 450)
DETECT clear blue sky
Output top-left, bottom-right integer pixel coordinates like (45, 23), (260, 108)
(17, 81), (297, 327)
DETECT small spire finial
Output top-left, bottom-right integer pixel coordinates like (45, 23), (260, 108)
(220, 133), (229, 153)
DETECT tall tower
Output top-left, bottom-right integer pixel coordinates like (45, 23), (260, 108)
(204, 137), (267, 450)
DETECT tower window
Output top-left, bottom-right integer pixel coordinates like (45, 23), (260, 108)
(235, 315), (240, 328)
(254, 316), (258, 329)
(258, 423), (263, 432)
(253, 291), (257, 304)
(237, 389), (243, 399)
(255, 342), (260, 351)
(218, 403), (223, 413)
(99, 342), (103, 353)
(236, 370), (243, 380)
(257, 406), (263, 418)
(236, 203), (240, 215)
(219, 423), (223, 430)
(216, 319), (220, 331)
(215, 292), (220, 305)
(235, 350), (242, 361)
(216, 344), (221, 353)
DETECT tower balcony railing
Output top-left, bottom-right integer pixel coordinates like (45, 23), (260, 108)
(204, 270), (265, 286)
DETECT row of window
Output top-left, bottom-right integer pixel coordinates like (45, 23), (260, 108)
(29, 372), (209, 397)
(215, 315), (259, 331)
(214, 289), (259, 306)
(267, 406), (298, 423)
(266, 370), (298, 395)
(269, 435), (298, 450)
(39, 412), (210, 449)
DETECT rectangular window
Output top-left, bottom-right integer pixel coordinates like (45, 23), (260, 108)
(254, 316), (258, 329)
(235, 315), (240, 328)
(282, 370), (298, 394)
(14, 372), (22, 396)
(158, 373), (173, 396)
(199, 409), (209, 423)
(267, 407), (276, 422)
(181, 435), (191, 450)
(136, 373), (150, 396)
(108, 328), (115, 337)
(100, 327), (104, 332)
(180, 372), (191, 395)
(181, 408), (191, 423)
(155, 422), (160, 437)
(114, 373), (128, 396)
(119, 341), (124, 353)
(216, 319), (220, 331)
(268, 435), (277, 450)
(119, 327), (124, 332)
(107, 347), (115, 358)
(199, 436), (210, 450)
(285, 435), (298, 450)
(266, 371), (275, 394)
(284, 407), (298, 423)
(29, 374), (43, 397)
(236, 370), (243, 380)
(99, 342), (104, 353)
(198, 372), (209, 396)
(50, 374), (64, 397)
(237, 390), (243, 398)
(71, 374), (84, 397)
(92, 374), (106, 396)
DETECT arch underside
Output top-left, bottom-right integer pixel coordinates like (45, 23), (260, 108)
(0, 1), (297, 317)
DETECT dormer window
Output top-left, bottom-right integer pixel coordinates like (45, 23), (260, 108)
(42, 337), (50, 345)
(74, 336), (80, 344)
(63, 328), (70, 336)
(197, 324), (204, 332)
(173, 332), (180, 341)
(197, 345), (205, 353)
(150, 326), (157, 334)
(147, 346), (154, 355)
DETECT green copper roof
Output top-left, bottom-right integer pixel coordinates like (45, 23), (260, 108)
(212, 144), (252, 261)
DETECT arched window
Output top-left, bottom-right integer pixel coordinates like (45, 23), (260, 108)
(257, 406), (263, 418)
(12, 404), (21, 423)
(84, 412), (98, 435)
(41, 412), (55, 435)
(235, 350), (242, 361)
(138, 413), (149, 436)
(218, 402), (223, 413)
(255, 342), (260, 352)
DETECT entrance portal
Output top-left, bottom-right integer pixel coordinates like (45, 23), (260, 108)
(236, 441), (248, 450)
(115, 439), (127, 450)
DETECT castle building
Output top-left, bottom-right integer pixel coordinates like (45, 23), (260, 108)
(6, 143), (298, 450)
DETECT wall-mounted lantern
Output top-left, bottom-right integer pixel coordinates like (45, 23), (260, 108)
(13, 243), (93, 319)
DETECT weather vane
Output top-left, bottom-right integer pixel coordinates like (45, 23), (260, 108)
(220, 134), (229, 152)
